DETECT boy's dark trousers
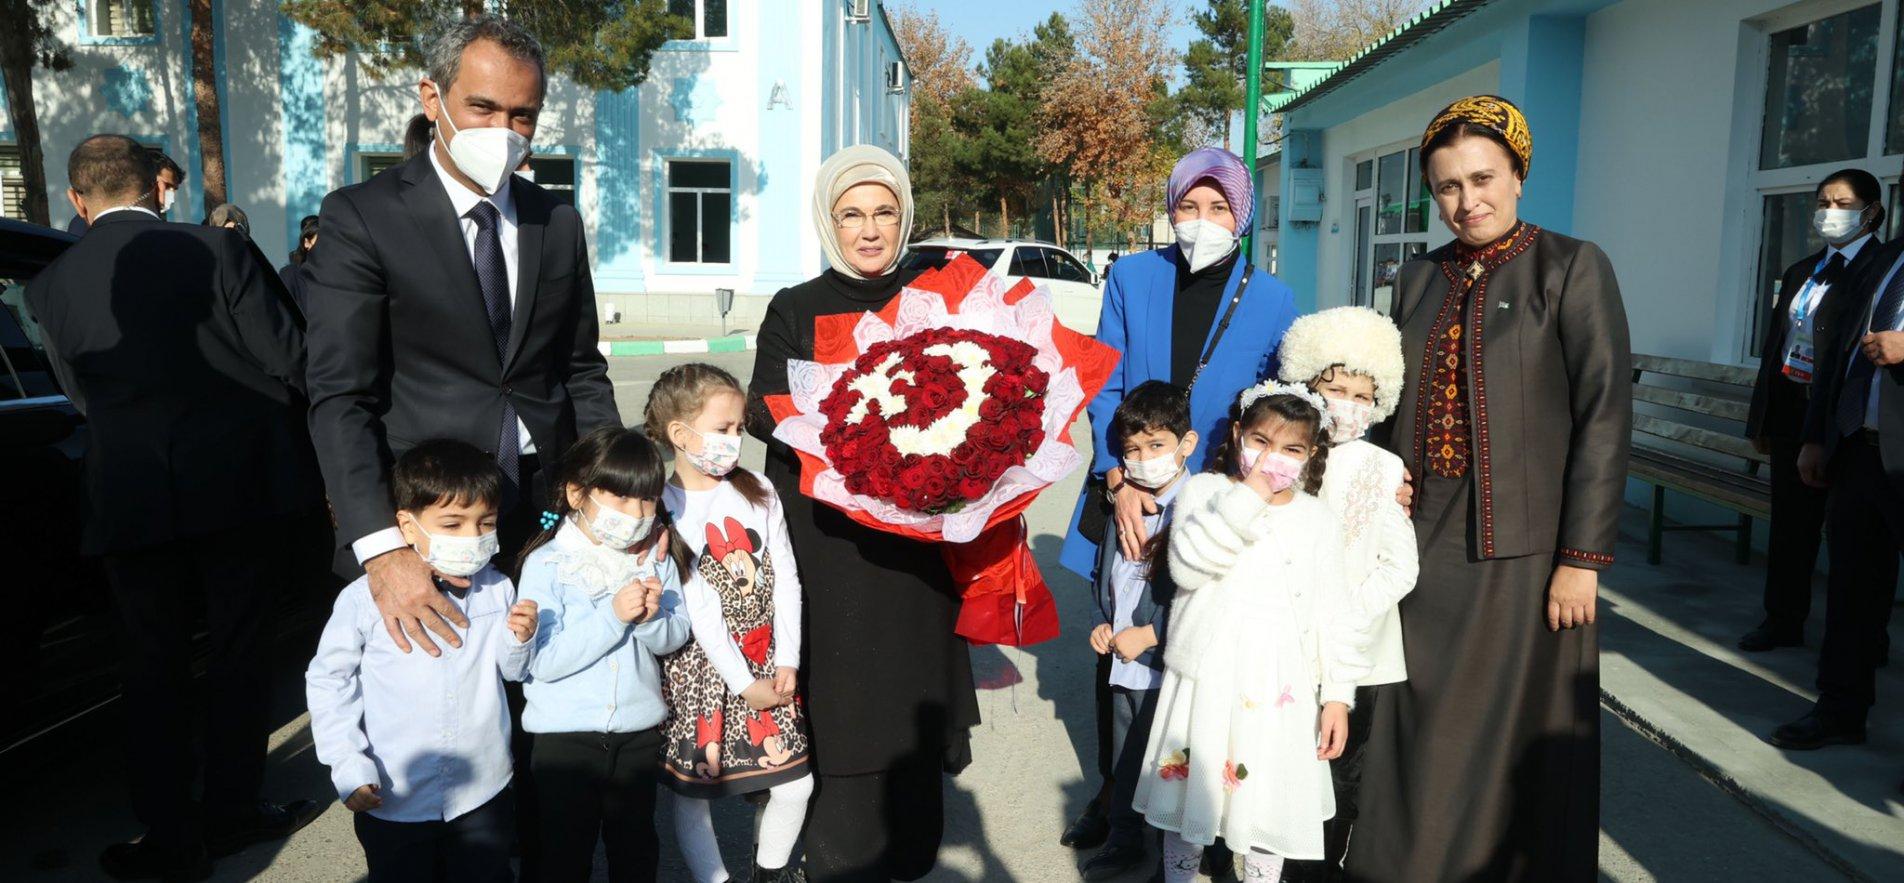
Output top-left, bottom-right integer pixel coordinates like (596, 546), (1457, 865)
(352, 786), (515, 882)
(530, 728), (664, 882)
(1282, 684), (1380, 882)
(1106, 683), (1161, 846)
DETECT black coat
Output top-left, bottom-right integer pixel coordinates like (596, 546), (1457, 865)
(1379, 225), (1632, 568)
(1746, 240), (1886, 441)
(302, 152), (619, 546)
(25, 210), (318, 554)
(278, 261), (310, 316)
(744, 269), (980, 776)
(1804, 238), (1904, 472)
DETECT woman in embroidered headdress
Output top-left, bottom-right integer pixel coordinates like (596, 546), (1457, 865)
(1344, 95), (1631, 883)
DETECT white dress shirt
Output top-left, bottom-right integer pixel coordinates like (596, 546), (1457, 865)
(90, 205), (162, 222)
(305, 565), (532, 822)
(350, 149), (536, 564)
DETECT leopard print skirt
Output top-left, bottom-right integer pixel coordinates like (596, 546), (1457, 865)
(660, 552), (811, 797)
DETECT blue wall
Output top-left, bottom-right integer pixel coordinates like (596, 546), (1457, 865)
(278, 18), (327, 256)
(754, 0), (807, 289)
(593, 89), (646, 290)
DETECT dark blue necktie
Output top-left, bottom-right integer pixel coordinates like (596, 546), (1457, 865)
(1837, 257), (1904, 436)
(468, 201), (520, 501)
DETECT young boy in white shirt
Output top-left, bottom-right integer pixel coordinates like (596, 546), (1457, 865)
(306, 439), (538, 882)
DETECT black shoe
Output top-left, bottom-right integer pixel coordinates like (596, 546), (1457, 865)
(1082, 841), (1147, 880)
(1060, 804), (1110, 850)
(1202, 841), (1236, 881)
(204, 800), (322, 858)
(752, 863), (806, 882)
(98, 840), (211, 882)
(1737, 624), (1803, 652)
(1770, 710), (1866, 750)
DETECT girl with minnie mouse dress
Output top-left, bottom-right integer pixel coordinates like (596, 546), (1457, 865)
(647, 363), (812, 883)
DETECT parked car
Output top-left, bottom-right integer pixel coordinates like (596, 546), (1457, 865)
(901, 238), (1103, 333)
(0, 217), (110, 756)
(0, 218), (332, 761)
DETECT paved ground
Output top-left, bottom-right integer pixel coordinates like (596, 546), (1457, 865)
(0, 350), (1871, 882)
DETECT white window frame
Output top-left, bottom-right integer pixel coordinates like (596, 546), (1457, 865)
(1734, 0), (1904, 363)
(668, 0), (731, 42)
(88, 0), (156, 39)
(1347, 143), (1435, 315)
(665, 159), (733, 266)
(0, 146), (27, 221)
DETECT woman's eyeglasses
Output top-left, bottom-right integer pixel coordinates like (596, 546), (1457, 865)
(834, 208), (902, 230)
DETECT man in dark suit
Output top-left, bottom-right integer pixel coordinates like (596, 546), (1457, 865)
(26, 134), (321, 879)
(1786, 235), (1904, 749)
(303, 14), (616, 660)
(1743, 174), (1888, 653)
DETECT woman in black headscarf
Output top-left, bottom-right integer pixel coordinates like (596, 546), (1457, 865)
(745, 145), (978, 883)
(1345, 96), (1631, 883)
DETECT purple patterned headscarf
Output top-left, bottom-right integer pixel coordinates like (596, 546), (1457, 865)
(1166, 147), (1254, 232)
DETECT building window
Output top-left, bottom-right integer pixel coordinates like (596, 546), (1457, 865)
(0, 147), (25, 221)
(89, 0), (156, 39)
(1760, 4), (1881, 171)
(668, 0), (729, 40)
(1350, 145), (1431, 315)
(666, 159), (731, 265)
(359, 152), (403, 182)
(525, 156), (576, 207)
(1744, 2), (1902, 360)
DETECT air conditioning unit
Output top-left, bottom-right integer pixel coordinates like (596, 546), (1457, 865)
(847, 0), (871, 23)
(885, 61), (905, 93)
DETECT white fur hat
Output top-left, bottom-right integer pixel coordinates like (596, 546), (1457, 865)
(1275, 306), (1408, 422)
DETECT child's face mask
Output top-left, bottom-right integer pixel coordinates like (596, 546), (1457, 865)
(1238, 446), (1308, 493)
(578, 494), (655, 550)
(1324, 397), (1377, 443)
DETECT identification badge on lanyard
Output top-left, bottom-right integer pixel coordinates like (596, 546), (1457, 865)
(1782, 259), (1832, 383)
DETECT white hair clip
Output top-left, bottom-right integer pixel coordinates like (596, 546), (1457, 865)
(1237, 380), (1334, 431)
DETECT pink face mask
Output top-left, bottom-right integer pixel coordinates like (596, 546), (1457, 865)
(1237, 446), (1307, 493)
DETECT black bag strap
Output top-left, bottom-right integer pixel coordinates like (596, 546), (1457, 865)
(1187, 264), (1254, 393)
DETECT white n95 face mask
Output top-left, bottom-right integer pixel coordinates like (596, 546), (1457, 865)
(1174, 219), (1238, 274)
(431, 82), (532, 196)
(417, 528), (499, 578)
(1814, 207), (1867, 246)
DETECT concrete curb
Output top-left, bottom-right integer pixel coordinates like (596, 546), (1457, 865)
(1599, 688), (1874, 882)
(598, 334), (757, 356)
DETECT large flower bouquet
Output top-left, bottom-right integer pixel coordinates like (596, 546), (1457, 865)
(765, 255), (1118, 646)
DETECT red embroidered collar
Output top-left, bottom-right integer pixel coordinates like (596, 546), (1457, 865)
(1444, 221), (1538, 283)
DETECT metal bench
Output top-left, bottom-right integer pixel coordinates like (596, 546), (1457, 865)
(1629, 354), (1770, 565)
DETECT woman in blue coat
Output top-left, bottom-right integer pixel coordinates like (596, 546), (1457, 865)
(1056, 147), (1299, 863)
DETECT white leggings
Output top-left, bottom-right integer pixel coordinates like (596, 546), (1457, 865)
(1163, 831), (1285, 882)
(674, 774), (815, 883)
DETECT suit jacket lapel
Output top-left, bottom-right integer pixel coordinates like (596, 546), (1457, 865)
(1393, 258), (1438, 328)
(505, 177), (544, 371)
(399, 155), (488, 336)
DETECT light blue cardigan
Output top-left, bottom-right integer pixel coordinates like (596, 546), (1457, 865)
(1057, 245), (1298, 579)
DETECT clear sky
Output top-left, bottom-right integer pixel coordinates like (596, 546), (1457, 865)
(902, 0), (1204, 79)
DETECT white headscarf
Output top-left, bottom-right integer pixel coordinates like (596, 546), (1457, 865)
(812, 145), (915, 280)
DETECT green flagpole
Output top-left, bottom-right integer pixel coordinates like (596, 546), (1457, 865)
(1241, 0), (1266, 258)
